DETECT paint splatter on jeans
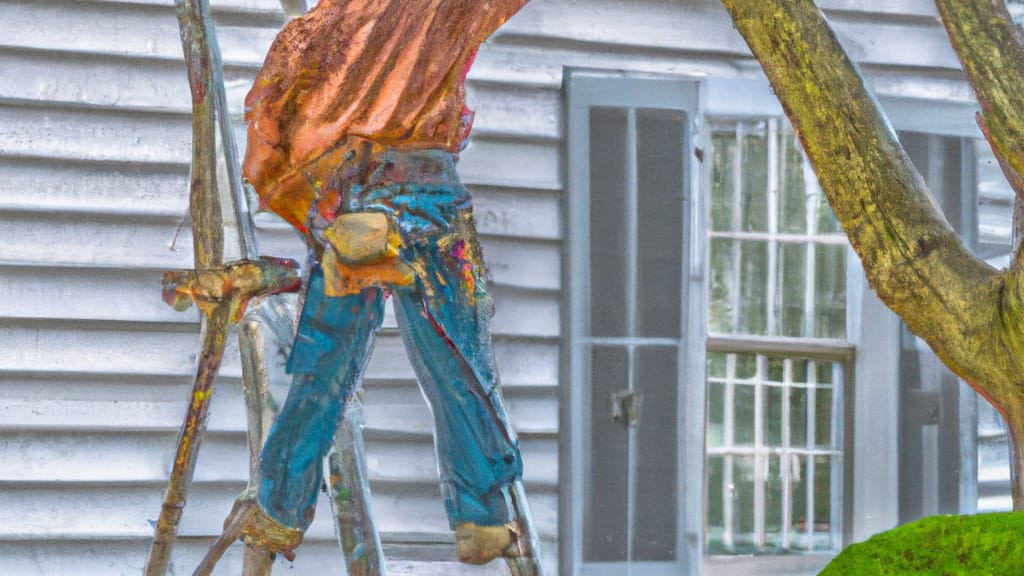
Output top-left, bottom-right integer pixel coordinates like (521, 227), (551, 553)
(258, 150), (523, 531)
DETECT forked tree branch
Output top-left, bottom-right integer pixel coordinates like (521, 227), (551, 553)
(718, 0), (1019, 406)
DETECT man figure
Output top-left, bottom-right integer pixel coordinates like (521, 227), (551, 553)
(218, 0), (540, 571)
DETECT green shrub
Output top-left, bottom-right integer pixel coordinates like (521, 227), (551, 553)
(819, 512), (1024, 575)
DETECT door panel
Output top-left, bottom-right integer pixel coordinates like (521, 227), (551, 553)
(565, 74), (702, 576)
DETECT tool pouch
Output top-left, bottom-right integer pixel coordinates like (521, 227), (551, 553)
(320, 212), (414, 296)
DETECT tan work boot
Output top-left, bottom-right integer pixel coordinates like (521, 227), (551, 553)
(455, 521), (515, 565)
(223, 497), (304, 560)
(193, 496), (305, 576)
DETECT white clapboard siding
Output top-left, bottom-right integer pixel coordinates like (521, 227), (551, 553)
(0, 0), (999, 575)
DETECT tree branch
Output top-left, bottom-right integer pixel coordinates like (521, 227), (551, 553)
(935, 0), (1024, 214)
(718, 0), (1017, 402)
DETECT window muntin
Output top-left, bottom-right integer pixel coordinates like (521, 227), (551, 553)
(706, 117), (848, 557)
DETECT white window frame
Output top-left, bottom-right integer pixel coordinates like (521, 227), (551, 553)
(701, 87), (854, 573)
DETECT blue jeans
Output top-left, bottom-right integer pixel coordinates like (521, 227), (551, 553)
(257, 149), (523, 531)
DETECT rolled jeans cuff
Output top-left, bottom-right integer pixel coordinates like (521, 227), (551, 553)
(442, 481), (516, 529)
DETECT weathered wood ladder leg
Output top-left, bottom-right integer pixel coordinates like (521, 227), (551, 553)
(147, 1), (386, 575)
(144, 1), (300, 574)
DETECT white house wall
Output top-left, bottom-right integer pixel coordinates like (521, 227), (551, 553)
(0, 0), (993, 574)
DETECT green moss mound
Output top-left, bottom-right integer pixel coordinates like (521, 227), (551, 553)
(819, 512), (1024, 575)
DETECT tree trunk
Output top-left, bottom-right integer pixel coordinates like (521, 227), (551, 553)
(718, 0), (1024, 508)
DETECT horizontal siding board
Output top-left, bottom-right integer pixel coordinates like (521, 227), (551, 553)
(818, 0), (937, 16)
(0, 483), (558, 540)
(500, 0), (750, 59)
(468, 81), (562, 141)
(0, 322), (205, 377)
(0, 539), (561, 576)
(0, 266), (558, 336)
(0, 324), (558, 385)
(830, 19), (958, 69)
(0, 539), (552, 576)
(0, 212), (558, 289)
(0, 116), (557, 229)
(458, 138), (562, 190)
(0, 431), (558, 487)
(0, 158), (189, 216)
(470, 187), (562, 241)
(90, 0), (286, 12)
(0, 211), (200, 269)
(0, 266), (198, 324)
(479, 237), (561, 291)
(472, 37), (745, 90)
(0, 105), (235, 165)
(0, 1), (278, 65)
(0, 48), (192, 112)
(0, 381), (557, 437)
(0, 431), (242, 484)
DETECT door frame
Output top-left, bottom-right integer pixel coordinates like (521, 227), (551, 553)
(561, 70), (706, 576)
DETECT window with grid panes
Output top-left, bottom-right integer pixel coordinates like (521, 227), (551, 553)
(705, 118), (849, 555)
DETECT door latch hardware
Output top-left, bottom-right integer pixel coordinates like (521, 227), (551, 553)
(611, 389), (642, 428)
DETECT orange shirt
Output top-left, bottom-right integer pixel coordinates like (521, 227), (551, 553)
(243, 0), (529, 231)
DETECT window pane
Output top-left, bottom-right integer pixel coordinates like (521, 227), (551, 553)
(709, 352), (727, 378)
(585, 345), (629, 561)
(791, 358), (808, 383)
(734, 384), (756, 446)
(709, 238), (736, 333)
(589, 107), (628, 338)
(736, 353), (757, 379)
(791, 387), (808, 448)
(637, 109), (684, 338)
(814, 243), (846, 338)
(739, 240), (768, 335)
(765, 455), (785, 551)
(778, 131), (808, 234)
(778, 242), (807, 337)
(815, 386), (834, 449)
(767, 356), (785, 382)
(817, 361), (834, 385)
(734, 455), (757, 550)
(635, 346), (678, 561)
(813, 455), (834, 551)
(708, 119), (847, 340)
(741, 126), (769, 233)
(709, 381), (725, 448)
(815, 177), (842, 235)
(791, 455), (809, 549)
(711, 132), (737, 232)
(706, 455), (726, 553)
(766, 385), (784, 447)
